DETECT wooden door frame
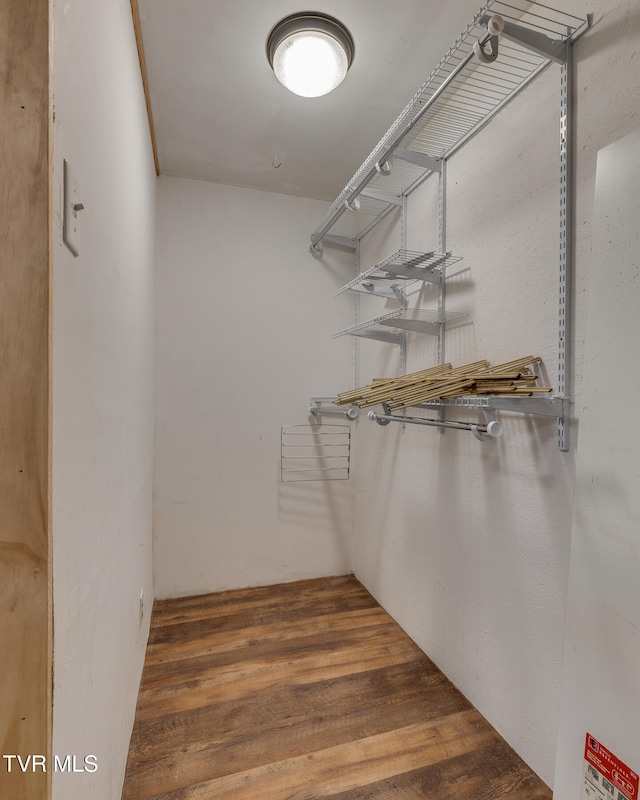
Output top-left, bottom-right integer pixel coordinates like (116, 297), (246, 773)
(0, 1), (52, 798)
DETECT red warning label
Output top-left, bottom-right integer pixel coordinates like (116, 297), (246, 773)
(584, 733), (639, 800)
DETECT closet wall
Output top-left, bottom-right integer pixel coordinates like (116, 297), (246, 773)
(51, 1), (156, 799)
(350, 0), (640, 787)
(554, 125), (640, 798)
(153, 176), (354, 598)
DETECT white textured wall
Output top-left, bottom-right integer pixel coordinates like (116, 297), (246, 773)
(51, 1), (156, 798)
(154, 176), (354, 598)
(350, 0), (640, 786)
(554, 127), (640, 798)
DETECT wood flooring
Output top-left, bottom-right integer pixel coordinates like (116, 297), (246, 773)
(121, 575), (551, 800)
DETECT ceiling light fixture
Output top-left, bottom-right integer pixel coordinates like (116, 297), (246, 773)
(267, 12), (354, 98)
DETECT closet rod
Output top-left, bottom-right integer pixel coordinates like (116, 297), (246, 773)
(368, 410), (503, 440)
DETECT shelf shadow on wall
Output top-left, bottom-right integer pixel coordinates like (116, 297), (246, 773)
(277, 462), (353, 565)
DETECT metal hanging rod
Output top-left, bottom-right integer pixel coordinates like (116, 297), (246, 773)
(368, 409), (503, 442)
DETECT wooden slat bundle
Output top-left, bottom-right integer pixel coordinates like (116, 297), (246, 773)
(335, 363), (454, 406)
(335, 356), (552, 410)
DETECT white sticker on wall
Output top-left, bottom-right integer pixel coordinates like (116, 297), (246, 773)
(582, 733), (638, 800)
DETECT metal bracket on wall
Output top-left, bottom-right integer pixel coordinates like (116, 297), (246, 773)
(309, 397), (359, 421)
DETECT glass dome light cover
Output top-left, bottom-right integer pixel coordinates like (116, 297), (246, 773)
(267, 12), (355, 98)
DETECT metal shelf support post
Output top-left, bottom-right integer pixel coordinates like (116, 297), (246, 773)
(558, 38), (574, 451)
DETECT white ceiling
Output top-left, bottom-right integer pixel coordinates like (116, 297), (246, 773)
(137, 0), (483, 201)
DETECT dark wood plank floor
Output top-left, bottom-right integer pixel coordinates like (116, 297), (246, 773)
(121, 575), (551, 800)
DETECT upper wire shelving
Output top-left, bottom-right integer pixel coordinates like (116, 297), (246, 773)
(309, 0), (589, 251)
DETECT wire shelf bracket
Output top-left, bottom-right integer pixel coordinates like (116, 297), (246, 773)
(309, 397), (359, 421)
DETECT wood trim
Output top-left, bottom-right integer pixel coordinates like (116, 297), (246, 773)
(130, 0), (160, 176)
(0, 0), (52, 797)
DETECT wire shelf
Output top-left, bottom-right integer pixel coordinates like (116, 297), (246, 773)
(335, 249), (463, 297)
(418, 393), (566, 417)
(310, 0), (589, 247)
(334, 307), (468, 344)
(281, 424), (351, 482)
